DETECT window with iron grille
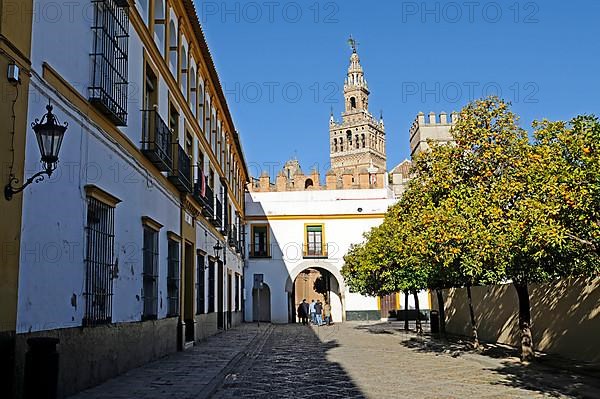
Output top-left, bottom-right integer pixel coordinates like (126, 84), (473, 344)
(196, 253), (205, 314)
(89, 0), (129, 126)
(207, 259), (215, 313)
(83, 197), (115, 326)
(142, 227), (159, 320)
(167, 239), (180, 317)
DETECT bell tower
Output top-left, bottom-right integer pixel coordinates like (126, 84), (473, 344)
(329, 37), (386, 182)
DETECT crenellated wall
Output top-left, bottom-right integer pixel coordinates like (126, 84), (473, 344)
(249, 169), (386, 192)
(409, 111), (457, 156)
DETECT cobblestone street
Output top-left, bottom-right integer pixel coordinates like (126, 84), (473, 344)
(70, 323), (600, 399)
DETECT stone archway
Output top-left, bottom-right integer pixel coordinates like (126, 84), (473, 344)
(285, 261), (346, 323)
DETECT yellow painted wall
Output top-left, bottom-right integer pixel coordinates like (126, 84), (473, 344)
(0, 0), (33, 334)
(434, 277), (600, 363)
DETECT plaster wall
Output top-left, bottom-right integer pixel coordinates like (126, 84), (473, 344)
(433, 277), (600, 363)
(17, 79), (181, 333)
(244, 189), (397, 324)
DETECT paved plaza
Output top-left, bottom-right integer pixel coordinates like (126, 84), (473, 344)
(69, 323), (600, 399)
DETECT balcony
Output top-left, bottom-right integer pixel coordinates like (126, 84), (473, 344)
(228, 225), (240, 253)
(141, 109), (173, 172)
(168, 145), (192, 193)
(195, 180), (214, 220)
(220, 222), (229, 236)
(212, 196), (223, 228)
(303, 244), (328, 259)
(240, 228), (246, 258)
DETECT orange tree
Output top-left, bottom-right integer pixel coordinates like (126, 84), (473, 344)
(342, 97), (600, 361)
(432, 97), (598, 361)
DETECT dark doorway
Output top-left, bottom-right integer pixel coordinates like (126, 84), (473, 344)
(207, 259), (215, 313)
(288, 292), (295, 323)
(184, 243), (195, 343)
(227, 273), (233, 328)
(252, 283), (271, 322)
(217, 260), (224, 329)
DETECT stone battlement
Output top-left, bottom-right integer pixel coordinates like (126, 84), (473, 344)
(249, 167), (386, 193)
(409, 111), (458, 139)
(409, 111), (457, 157)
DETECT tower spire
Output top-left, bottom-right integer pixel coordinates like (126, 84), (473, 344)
(348, 35), (359, 53)
(344, 36), (369, 113)
(329, 38), (386, 182)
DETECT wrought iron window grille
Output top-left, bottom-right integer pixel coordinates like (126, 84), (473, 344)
(83, 197), (115, 326)
(89, 0), (130, 126)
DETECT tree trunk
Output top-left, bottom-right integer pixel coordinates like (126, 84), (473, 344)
(466, 284), (480, 349)
(514, 282), (535, 362)
(413, 291), (423, 335)
(404, 292), (409, 331)
(436, 289), (446, 337)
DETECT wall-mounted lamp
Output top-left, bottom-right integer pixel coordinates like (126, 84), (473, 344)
(213, 241), (224, 260)
(5, 102), (68, 200)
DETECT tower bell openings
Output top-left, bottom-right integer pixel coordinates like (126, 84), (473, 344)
(329, 38), (387, 179)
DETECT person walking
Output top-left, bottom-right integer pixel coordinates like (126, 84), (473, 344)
(309, 299), (316, 325)
(315, 300), (323, 326)
(323, 302), (332, 325)
(297, 299), (309, 325)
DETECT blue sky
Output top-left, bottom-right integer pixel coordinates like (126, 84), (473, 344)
(197, 0), (600, 179)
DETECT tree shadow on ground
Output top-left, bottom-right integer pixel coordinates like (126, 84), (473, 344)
(353, 320), (431, 335)
(398, 333), (600, 398)
(401, 334), (520, 359)
(491, 361), (600, 399)
(217, 324), (366, 398)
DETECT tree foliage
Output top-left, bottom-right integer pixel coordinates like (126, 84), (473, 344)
(342, 97), (600, 360)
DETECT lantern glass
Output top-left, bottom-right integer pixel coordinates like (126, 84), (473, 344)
(32, 104), (67, 171)
(213, 242), (223, 258)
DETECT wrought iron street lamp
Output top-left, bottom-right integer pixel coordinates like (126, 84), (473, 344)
(213, 241), (224, 260)
(5, 102), (68, 200)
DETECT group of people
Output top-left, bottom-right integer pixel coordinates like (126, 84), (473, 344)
(297, 299), (332, 326)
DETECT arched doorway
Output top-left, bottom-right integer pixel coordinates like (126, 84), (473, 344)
(252, 283), (271, 322)
(287, 265), (345, 324)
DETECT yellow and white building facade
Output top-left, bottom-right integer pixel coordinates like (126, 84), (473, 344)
(9, 0), (248, 397)
(245, 47), (430, 324)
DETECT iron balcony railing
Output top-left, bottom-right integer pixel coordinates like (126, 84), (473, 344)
(303, 244), (328, 259)
(221, 178), (229, 234)
(240, 225), (246, 258)
(228, 224), (239, 251)
(195, 178), (215, 220)
(168, 144), (192, 193)
(141, 109), (173, 172)
(213, 196), (223, 228)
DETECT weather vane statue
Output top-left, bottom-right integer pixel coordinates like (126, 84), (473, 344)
(348, 35), (359, 53)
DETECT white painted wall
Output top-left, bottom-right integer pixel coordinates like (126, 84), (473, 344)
(244, 188), (399, 324)
(18, 78), (181, 332)
(399, 291), (431, 311)
(18, 1), (245, 333)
